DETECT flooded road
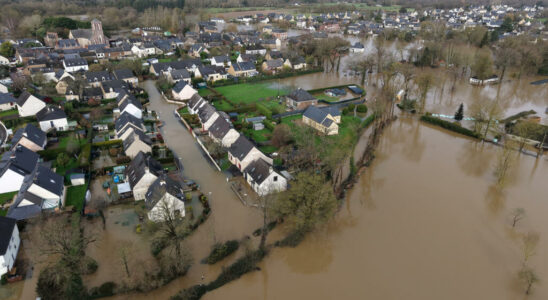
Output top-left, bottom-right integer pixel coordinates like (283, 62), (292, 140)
(205, 117), (548, 300)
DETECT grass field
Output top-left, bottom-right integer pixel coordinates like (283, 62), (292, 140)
(281, 114), (302, 125)
(58, 136), (88, 149)
(66, 184), (87, 211)
(212, 100), (235, 111)
(0, 191), (18, 206)
(214, 82), (288, 105)
(199, 89), (214, 97)
(55, 158), (79, 177)
(0, 109), (18, 118)
(248, 128), (272, 143)
(313, 93), (340, 102)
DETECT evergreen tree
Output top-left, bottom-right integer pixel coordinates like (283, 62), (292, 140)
(479, 32), (489, 48)
(454, 103), (464, 121)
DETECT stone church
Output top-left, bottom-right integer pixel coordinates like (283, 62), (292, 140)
(69, 19), (108, 48)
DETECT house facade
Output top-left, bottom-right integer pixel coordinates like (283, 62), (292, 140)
(0, 217), (20, 277)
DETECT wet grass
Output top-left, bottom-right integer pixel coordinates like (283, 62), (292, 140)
(66, 184), (87, 211)
(214, 82), (288, 105)
(248, 128), (272, 143)
(198, 89), (213, 97)
(0, 109), (18, 118)
(259, 145), (278, 154)
(0, 191), (18, 206)
(281, 114), (302, 125)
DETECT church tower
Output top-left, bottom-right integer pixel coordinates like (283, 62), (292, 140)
(90, 19), (108, 45)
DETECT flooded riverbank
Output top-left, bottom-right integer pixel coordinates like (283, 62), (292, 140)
(205, 117), (548, 300)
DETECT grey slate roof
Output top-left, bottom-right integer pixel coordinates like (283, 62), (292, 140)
(170, 69), (190, 81)
(228, 135), (254, 161)
(188, 94), (204, 111)
(243, 158), (271, 185)
(0, 145), (39, 177)
(0, 216), (17, 255)
(36, 107), (67, 122)
(303, 105), (334, 128)
(33, 165), (64, 197)
(126, 151), (163, 188)
(115, 112), (144, 134)
(265, 59), (283, 68)
(122, 130), (152, 151)
(113, 69), (135, 80)
(197, 102), (217, 123)
(173, 81), (190, 94)
(208, 117), (231, 140)
(16, 92), (38, 107)
(117, 92), (142, 111)
(288, 88), (315, 102)
(232, 61), (256, 72)
(0, 93), (16, 105)
(64, 58), (87, 67)
(85, 70), (114, 82)
(11, 124), (46, 148)
(145, 174), (185, 210)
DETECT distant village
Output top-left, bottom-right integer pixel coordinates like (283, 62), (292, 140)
(0, 1), (546, 287)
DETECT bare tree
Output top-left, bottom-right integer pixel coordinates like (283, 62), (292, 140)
(518, 266), (539, 295)
(522, 232), (540, 263)
(510, 208), (525, 228)
(493, 140), (515, 188)
(415, 72), (434, 114)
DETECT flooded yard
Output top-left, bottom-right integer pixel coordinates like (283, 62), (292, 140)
(205, 118), (548, 300)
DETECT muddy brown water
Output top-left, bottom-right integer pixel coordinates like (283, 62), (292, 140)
(205, 117), (548, 300)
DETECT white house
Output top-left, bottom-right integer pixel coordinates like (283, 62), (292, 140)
(115, 112), (146, 141)
(228, 135), (272, 172)
(210, 55), (231, 67)
(0, 145), (39, 194)
(36, 107), (68, 132)
(0, 55), (10, 65)
(208, 117), (240, 147)
(63, 58), (89, 72)
(187, 94), (206, 114)
(0, 83), (8, 94)
(0, 93), (16, 112)
(145, 175), (186, 222)
(349, 42), (365, 53)
(16, 92), (46, 117)
(25, 165), (65, 210)
(0, 217), (20, 277)
(126, 151), (164, 201)
(243, 158), (287, 196)
(196, 102), (220, 131)
(117, 92), (143, 119)
(171, 81), (198, 101)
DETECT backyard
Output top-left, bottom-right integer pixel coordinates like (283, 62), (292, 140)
(213, 82), (288, 113)
(66, 184), (88, 211)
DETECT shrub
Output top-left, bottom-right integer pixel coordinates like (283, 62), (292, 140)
(420, 115), (480, 139)
(92, 139), (123, 149)
(201, 240), (240, 265)
(274, 230), (306, 248)
(108, 148), (119, 157)
(356, 104), (367, 113)
(207, 249), (267, 290)
(256, 103), (273, 119)
(347, 103), (355, 111)
(78, 144), (92, 167)
(89, 282), (116, 298)
(262, 119), (275, 131)
(115, 156), (131, 164)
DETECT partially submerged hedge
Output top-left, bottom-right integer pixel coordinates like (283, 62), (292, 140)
(201, 240), (240, 265)
(420, 115), (480, 139)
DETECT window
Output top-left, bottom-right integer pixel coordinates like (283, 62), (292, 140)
(273, 176), (278, 182)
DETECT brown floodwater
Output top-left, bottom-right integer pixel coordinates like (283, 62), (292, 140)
(205, 117), (548, 300)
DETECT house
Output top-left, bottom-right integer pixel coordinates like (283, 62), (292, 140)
(70, 173), (85, 186)
(7, 165), (65, 220)
(271, 29), (288, 40)
(123, 130), (152, 158)
(228, 135), (272, 172)
(243, 158), (287, 196)
(228, 62), (258, 77)
(0, 83), (8, 94)
(189, 44), (209, 58)
(126, 151), (163, 201)
(0, 145), (38, 193)
(85, 71), (114, 87)
(349, 42), (365, 53)
(237, 53), (259, 64)
(11, 124), (46, 152)
(168, 69), (191, 84)
(289, 56), (307, 70)
(196, 66), (228, 82)
(16, 92), (46, 117)
(117, 92), (142, 119)
(208, 117), (240, 147)
(286, 88), (317, 110)
(0, 93), (16, 112)
(145, 175), (186, 222)
(172, 81), (198, 101)
(113, 69), (138, 87)
(0, 55), (10, 66)
(63, 58), (89, 72)
(302, 105), (339, 135)
(36, 107), (68, 132)
(245, 46), (267, 56)
(197, 102), (220, 131)
(0, 216), (20, 277)
(262, 59), (284, 73)
(187, 94), (206, 115)
(211, 55), (231, 67)
(115, 112), (146, 141)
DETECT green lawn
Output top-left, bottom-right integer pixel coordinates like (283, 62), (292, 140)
(248, 128), (272, 143)
(66, 184), (87, 211)
(0, 209), (6, 216)
(178, 107), (189, 115)
(58, 136), (87, 149)
(259, 145), (278, 154)
(212, 100), (235, 111)
(214, 82), (288, 105)
(0, 192), (18, 206)
(337, 116), (362, 140)
(0, 109), (18, 118)
(198, 89), (213, 97)
(313, 93), (340, 102)
(281, 114), (302, 125)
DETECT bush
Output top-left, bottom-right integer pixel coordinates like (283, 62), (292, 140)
(256, 103), (273, 119)
(420, 115), (480, 139)
(115, 156), (131, 164)
(82, 257), (98, 275)
(89, 282), (116, 299)
(108, 148), (119, 157)
(356, 104), (367, 113)
(201, 240), (240, 265)
(262, 119), (275, 131)
(274, 230), (306, 248)
(207, 249), (267, 291)
(92, 139), (123, 149)
(347, 103), (355, 111)
(77, 144), (92, 167)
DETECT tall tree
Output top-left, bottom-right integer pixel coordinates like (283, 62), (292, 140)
(454, 103), (464, 121)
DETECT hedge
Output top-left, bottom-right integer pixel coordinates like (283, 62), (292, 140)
(501, 110), (536, 124)
(222, 104), (256, 114)
(201, 240), (240, 265)
(420, 115), (480, 139)
(263, 119), (275, 131)
(256, 102), (273, 119)
(356, 104), (367, 113)
(92, 139), (123, 148)
(209, 68), (323, 88)
(38, 148), (67, 160)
